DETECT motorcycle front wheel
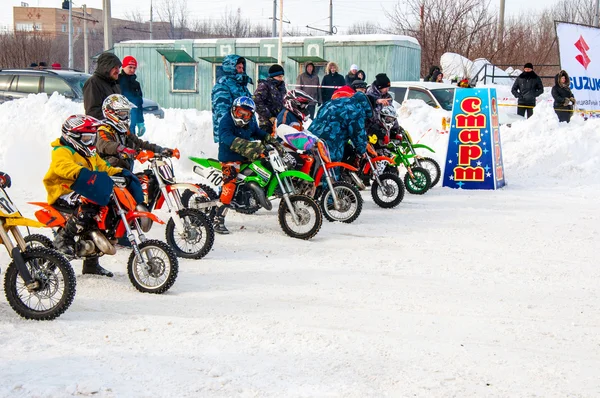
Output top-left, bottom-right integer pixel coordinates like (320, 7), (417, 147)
(278, 194), (323, 240)
(319, 181), (363, 223)
(404, 166), (431, 195)
(127, 239), (178, 294)
(165, 208), (215, 260)
(412, 157), (441, 187)
(4, 247), (76, 320)
(371, 173), (405, 209)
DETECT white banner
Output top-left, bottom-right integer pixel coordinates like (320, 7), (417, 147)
(556, 22), (600, 112)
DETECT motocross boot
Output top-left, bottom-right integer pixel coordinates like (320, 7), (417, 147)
(82, 257), (114, 277)
(53, 217), (83, 257)
(213, 204), (230, 235)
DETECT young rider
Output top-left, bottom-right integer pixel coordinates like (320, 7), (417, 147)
(276, 90), (316, 131)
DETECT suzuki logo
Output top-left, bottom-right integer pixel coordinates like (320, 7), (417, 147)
(575, 35), (591, 70)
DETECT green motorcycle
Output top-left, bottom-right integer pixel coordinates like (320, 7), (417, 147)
(400, 129), (441, 188)
(186, 145), (323, 240)
(380, 140), (432, 195)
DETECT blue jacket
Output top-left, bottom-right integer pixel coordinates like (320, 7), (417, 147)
(118, 71), (144, 126)
(276, 108), (303, 130)
(218, 112), (268, 162)
(211, 55), (253, 143)
(309, 92), (373, 161)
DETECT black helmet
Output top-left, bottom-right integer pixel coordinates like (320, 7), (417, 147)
(351, 80), (367, 90)
(283, 90), (316, 121)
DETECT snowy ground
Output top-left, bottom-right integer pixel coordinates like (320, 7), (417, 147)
(0, 94), (599, 397)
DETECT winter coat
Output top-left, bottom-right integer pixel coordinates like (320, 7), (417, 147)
(366, 84), (399, 132)
(308, 92), (373, 162)
(118, 71), (144, 126)
(431, 70), (443, 83)
(296, 62), (320, 103)
(511, 70), (544, 104)
(218, 112), (268, 162)
(83, 53), (122, 120)
(276, 109), (303, 131)
(211, 55), (253, 142)
(320, 62), (346, 104)
(254, 77), (287, 131)
(424, 65), (440, 82)
(551, 70), (575, 109)
(356, 70), (366, 82)
(96, 124), (163, 170)
(345, 71), (359, 86)
(43, 138), (122, 204)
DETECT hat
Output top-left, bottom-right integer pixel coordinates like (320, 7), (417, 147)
(236, 57), (245, 65)
(350, 64), (359, 71)
(268, 64), (285, 77)
(122, 56), (137, 68)
(524, 62), (534, 69)
(351, 80), (367, 89)
(38, 61), (47, 67)
(51, 63), (62, 70)
(29, 63), (38, 68)
(374, 73), (391, 89)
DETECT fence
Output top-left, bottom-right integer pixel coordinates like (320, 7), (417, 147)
(471, 63), (561, 86)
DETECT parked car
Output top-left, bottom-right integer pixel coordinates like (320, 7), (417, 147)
(389, 81), (456, 111)
(0, 68), (164, 118)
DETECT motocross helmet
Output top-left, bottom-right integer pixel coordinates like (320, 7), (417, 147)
(380, 105), (398, 131)
(231, 96), (256, 127)
(61, 114), (103, 157)
(283, 90), (316, 121)
(102, 94), (136, 133)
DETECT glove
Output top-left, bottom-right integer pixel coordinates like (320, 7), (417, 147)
(563, 99), (571, 107)
(71, 169), (114, 206)
(117, 145), (137, 157)
(231, 137), (266, 161)
(0, 171), (11, 188)
(161, 148), (174, 157)
(263, 134), (285, 153)
(570, 97), (576, 104)
(136, 123), (146, 137)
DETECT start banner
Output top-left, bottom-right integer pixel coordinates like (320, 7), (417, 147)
(442, 88), (506, 190)
(556, 22), (600, 112)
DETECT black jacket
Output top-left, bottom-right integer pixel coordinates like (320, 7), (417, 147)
(424, 65), (440, 82)
(551, 70), (574, 109)
(345, 72), (359, 86)
(321, 72), (346, 103)
(83, 53), (122, 120)
(253, 77), (287, 130)
(511, 71), (544, 104)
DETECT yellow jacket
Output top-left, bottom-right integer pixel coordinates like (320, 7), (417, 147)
(43, 139), (122, 204)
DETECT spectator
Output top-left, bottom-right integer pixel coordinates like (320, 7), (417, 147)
(356, 70), (366, 82)
(551, 70), (575, 123)
(511, 62), (543, 118)
(51, 63), (62, 70)
(211, 55), (252, 143)
(38, 61), (48, 69)
(351, 80), (367, 94)
(431, 70), (444, 83)
(366, 73), (393, 120)
(296, 62), (320, 119)
(254, 64), (287, 135)
(118, 56), (146, 136)
(345, 64), (359, 86)
(29, 62), (38, 68)
(83, 52), (122, 120)
(458, 78), (471, 88)
(321, 61), (345, 104)
(424, 65), (440, 82)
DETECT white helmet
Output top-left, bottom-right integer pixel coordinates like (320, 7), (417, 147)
(102, 94), (136, 133)
(380, 105), (397, 131)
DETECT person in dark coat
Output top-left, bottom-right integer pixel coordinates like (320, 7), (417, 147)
(431, 70), (444, 83)
(118, 56), (146, 136)
(356, 70), (366, 82)
(511, 62), (544, 119)
(83, 52), (122, 120)
(253, 64), (287, 135)
(296, 62), (321, 118)
(551, 70), (575, 123)
(320, 61), (345, 104)
(424, 65), (440, 82)
(345, 64), (359, 86)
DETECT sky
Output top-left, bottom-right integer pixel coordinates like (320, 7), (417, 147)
(1, 0), (563, 35)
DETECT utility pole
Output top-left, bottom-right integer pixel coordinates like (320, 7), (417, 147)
(103, 0), (113, 51)
(278, 0), (283, 63)
(498, 0), (505, 48)
(329, 0), (333, 35)
(83, 4), (89, 72)
(272, 0), (277, 37)
(595, 0), (599, 27)
(68, 0), (73, 69)
(150, 0), (153, 39)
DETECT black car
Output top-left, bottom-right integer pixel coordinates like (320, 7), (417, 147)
(0, 68), (164, 118)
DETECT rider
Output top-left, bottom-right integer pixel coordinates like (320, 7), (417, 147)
(0, 172), (11, 189)
(215, 96), (282, 235)
(366, 105), (401, 150)
(96, 94), (174, 170)
(42, 115), (141, 277)
(276, 90), (316, 131)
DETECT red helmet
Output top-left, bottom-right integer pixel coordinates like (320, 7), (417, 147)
(283, 90), (316, 121)
(61, 115), (103, 157)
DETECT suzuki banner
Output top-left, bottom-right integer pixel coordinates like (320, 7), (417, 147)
(442, 88), (506, 190)
(556, 22), (600, 112)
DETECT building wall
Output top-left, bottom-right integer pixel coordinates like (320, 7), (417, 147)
(13, 7), (103, 37)
(115, 36), (421, 111)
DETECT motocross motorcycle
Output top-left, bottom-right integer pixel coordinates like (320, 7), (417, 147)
(0, 184), (76, 320)
(341, 143), (405, 209)
(187, 144), (323, 240)
(28, 176), (178, 294)
(135, 149), (214, 260)
(399, 129), (441, 187)
(379, 140), (431, 195)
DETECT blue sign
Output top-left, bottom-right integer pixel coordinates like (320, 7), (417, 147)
(442, 88), (506, 190)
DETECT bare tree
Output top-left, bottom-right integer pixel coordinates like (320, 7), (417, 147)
(156, 0), (189, 39)
(347, 22), (381, 35)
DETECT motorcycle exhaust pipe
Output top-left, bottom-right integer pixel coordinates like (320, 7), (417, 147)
(349, 172), (366, 190)
(247, 181), (272, 211)
(89, 231), (116, 255)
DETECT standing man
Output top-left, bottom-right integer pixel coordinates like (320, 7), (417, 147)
(320, 61), (345, 105)
(511, 62), (544, 119)
(118, 56), (146, 137)
(211, 55), (253, 143)
(83, 52), (122, 120)
(296, 62), (321, 119)
(254, 64), (287, 135)
(345, 64), (359, 85)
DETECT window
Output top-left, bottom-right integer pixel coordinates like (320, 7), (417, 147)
(0, 75), (14, 91)
(43, 77), (74, 97)
(406, 88), (437, 107)
(389, 87), (407, 103)
(12, 75), (40, 94)
(61, 24), (67, 33)
(172, 64), (197, 93)
(16, 23), (33, 31)
(256, 65), (270, 81)
(430, 88), (455, 111)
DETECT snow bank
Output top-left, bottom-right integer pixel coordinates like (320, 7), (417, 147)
(440, 53), (512, 86)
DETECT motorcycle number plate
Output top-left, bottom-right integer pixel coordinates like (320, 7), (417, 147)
(0, 188), (19, 216)
(269, 151), (286, 173)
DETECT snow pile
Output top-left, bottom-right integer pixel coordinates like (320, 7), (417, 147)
(440, 52), (512, 85)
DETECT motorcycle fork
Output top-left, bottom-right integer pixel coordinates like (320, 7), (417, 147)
(113, 196), (147, 267)
(152, 161), (186, 232)
(322, 162), (342, 211)
(276, 174), (300, 225)
(367, 157), (391, 195)
(0, 220), (37, 289)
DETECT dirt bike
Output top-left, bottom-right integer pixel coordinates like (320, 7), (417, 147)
(28, 176), (178, 294)
(187, 144), (323, 240)
(379, 140), (432, 195)
(341, 144), (405, 209)
(135, 149), (214, 260)
(399, 129), (441, 187)
(0, 185), (76, 320)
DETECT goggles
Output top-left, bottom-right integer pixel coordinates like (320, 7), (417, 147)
(81, 132), (97, 146)
(383, 115), (396, 124)
(114, 109), (130, 120)
(233, 107), (253, 121)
